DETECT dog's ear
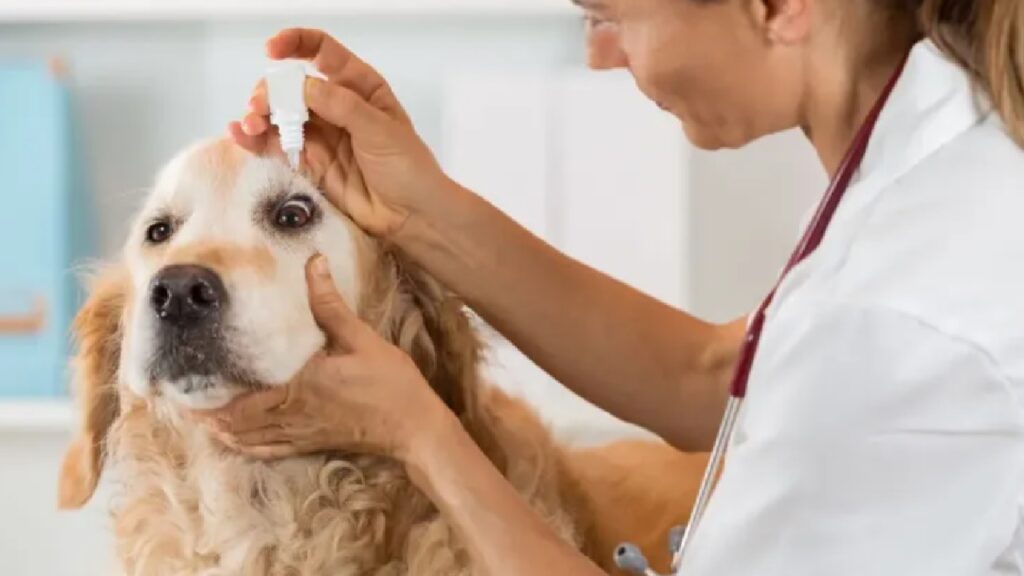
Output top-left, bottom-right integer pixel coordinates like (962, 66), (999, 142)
(396, 264), (513, 472)
(413, 288), (480, 417)
(364, 248), (509, 471)
(58, 267), (128, 510)
(363, 250), (481, 417)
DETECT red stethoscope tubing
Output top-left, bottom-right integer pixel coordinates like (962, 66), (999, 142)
(729, 54), (909, 399)
(671, 54), (911, 574)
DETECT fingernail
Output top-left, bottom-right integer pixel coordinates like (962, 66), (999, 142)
(312, 255), (331, 279)
(304, 77), (321, 101)
(303, 78), (314, 102)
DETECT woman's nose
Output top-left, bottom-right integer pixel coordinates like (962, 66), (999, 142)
(585, 25), (629, 70)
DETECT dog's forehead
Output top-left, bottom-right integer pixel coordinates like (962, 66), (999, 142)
(150, 138), (285, 211)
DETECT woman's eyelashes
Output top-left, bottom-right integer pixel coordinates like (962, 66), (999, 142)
(584, 13), (616, 30)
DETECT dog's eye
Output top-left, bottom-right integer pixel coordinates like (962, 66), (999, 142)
(274, 197), (315, 230)
(145, 219), (174, 245)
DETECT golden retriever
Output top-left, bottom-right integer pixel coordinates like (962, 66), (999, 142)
(57, 138), (707, 575)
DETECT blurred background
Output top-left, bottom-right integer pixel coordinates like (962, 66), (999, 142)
(0, 0), (826, 573)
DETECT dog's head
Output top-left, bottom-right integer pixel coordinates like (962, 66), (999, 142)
(59, 138), (482, 508)
(119, 139), (363, 409)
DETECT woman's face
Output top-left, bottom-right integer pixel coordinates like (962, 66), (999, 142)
(580, 0), (807, 149)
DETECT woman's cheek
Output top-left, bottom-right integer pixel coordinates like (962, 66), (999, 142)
(618, 29), (666, 94)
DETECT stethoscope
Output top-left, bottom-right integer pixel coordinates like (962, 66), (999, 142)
(614, 54), (910, 576)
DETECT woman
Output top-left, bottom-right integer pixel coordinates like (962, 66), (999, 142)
(212, 0), (1024, 573)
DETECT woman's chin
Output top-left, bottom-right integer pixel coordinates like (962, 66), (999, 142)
(677, 118), (717, 150)
(681, 122), (752, 151)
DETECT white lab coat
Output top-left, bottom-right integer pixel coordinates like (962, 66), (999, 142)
(680, 40), (1024, 575)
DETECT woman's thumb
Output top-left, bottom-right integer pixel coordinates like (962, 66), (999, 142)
(304, 77), (390, 141)
(306, 255), (362, 349)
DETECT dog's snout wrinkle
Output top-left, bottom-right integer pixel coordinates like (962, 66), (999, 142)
(150, 264), (227, 325)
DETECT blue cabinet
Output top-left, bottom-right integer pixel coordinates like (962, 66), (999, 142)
(0, 61), (93, 397)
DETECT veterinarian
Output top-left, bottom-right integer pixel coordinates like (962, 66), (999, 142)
(210, 0), (1024, 574)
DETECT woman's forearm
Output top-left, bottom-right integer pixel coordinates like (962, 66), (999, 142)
(396, 180), (743, 450)
(406, 411), (606, 576)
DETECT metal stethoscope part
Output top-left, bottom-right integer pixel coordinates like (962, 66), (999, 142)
(613, 398), (742, 576)
(614, 524), (687, 576)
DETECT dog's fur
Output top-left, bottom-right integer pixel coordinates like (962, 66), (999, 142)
(58, 139), (706, 575)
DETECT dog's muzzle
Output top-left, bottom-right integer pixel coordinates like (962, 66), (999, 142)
(147, 264), (234, 391)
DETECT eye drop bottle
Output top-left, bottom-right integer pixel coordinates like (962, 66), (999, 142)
(266, 62), (309, 169)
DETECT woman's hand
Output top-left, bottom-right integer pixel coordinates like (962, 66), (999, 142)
(194, 255), (455, 461)
(230, 28), (454, 239)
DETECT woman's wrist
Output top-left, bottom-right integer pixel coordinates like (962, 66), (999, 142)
(389, 177), (485, 269)
(400, 402), (466, 495)
(388, 173), (453, 248)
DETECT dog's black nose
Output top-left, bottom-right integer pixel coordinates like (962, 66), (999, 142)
(150, 265), (227, 324)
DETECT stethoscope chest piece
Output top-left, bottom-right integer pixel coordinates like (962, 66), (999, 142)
(613, 524), (687, 576)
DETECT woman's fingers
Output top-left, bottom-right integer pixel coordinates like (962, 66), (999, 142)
(248, 80), (269, 116)
(306, 255), (366, 352)
(199, 385), (292, 433)
(211, 428), (298, 460)
(238, 444), (300, 461)
(231, 425), (292, 447)
(267, 29), (383, 100)
(266, 28), (410, 123)
(246, 29), (411, 147)
(228, 121), (269, 154)
(304, 77), (390, 143)
(241, 113), (270, 136)
(301, 123), (350, 195)
(234, 81), (270, 137)
(307, 110), (345, 144)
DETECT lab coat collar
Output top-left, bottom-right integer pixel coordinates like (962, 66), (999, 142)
(769, 40), (990, 318)
(854, 40), (989, 193)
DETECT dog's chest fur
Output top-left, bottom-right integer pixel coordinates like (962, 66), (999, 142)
(106, 398), (585, 576)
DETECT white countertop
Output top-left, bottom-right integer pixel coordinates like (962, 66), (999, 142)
(0, 399), (73, 432)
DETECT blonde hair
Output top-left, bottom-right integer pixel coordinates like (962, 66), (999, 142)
(907, 0), (1024, 146)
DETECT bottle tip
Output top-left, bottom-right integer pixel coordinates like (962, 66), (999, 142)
(286, 149), (300, 169)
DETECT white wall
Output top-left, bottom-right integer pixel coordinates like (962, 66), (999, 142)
(690, 131), (827, 321)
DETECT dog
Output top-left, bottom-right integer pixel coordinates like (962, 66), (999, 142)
(57, 138), (707, 575)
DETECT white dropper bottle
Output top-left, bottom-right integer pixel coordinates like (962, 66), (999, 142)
(266, 61), (309, 169)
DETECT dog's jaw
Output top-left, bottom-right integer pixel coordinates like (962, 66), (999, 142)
(160, 376), (244, 410)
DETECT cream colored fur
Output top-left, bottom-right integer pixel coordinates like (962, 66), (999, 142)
(105, 393), (583, 576)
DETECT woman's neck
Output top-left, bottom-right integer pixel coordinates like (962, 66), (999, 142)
(801, 29), (919, 175)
